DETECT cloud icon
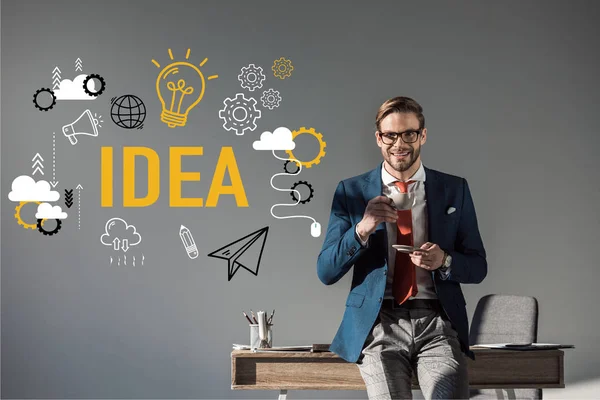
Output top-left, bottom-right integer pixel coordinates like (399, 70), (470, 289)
(8, 175), (60, 202)
(36, 203), (68, 219)
(54, 74), (96, 100)
(252, 127), (296, 150)
(100, 217), (142, 252)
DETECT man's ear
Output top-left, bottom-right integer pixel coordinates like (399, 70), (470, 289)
(375, 131), (383, 148)
(420, 128), (427, 145)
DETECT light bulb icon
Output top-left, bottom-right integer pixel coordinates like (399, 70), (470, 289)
(152, 48), (219, 128)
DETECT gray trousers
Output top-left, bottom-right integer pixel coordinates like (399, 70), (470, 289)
(357, 304), (469, 400)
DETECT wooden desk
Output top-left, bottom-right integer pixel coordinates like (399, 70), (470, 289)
(231, 348), (564, 399)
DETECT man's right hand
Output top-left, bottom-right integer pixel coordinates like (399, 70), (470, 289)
(356, 196), (398, 240)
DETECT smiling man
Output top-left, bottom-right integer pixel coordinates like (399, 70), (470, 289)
(317, 96), (487, 399)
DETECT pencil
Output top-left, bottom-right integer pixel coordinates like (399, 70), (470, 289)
(242, 311), (254, 325)
(250, 309), (258, 324)
(268, 309), (275, 324)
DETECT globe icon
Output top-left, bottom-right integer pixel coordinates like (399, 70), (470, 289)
(110, 94), (146, 129)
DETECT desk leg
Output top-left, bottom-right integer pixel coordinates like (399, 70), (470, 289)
(278, 389), (287, 400)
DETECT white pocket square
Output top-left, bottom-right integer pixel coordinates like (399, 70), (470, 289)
(446, 207), (456, 214)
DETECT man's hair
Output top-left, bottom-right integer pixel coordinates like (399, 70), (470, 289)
(375, 96), (425, 131)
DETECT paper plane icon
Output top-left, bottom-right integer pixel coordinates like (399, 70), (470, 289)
(207, 226), (269, 281)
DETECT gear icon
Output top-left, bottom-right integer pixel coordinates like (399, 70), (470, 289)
(272, 57), (294, 79)
(219, 93), (262, 135)
(15, 201), (46, 229)
(33, 88), (57, 111)
(238, 64), (266, 91)
(283, 160), (301, 174)
(261, 88), (281, 110)
(37, 219), (62, 236)
(290, 180), (314, 204)
(284, 127), (326, 168)
(82, 73), (106, 97)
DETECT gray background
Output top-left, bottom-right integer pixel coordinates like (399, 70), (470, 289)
(2, 0), (599, 398)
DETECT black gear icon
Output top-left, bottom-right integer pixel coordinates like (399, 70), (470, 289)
(283, 160), (301, 175)
(82, 74), (106, 97)
(33, 88), (56, 111)
(37, 219), (62, 236)
(290, 180), (314, 204)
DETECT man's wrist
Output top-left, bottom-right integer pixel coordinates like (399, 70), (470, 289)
(440, 252), (448, 269)
(438, 251), (452, 280)
(356, 222), (369, 242)
(354, 222), (370, 247)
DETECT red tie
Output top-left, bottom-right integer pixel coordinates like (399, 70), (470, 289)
(392, 180), (417, 304)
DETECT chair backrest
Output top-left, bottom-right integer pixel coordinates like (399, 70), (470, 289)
(469, 294), (541, 400)
(470, 294), (538, 345)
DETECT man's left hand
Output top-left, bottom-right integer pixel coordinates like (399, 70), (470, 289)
(410, 242), (445, 271)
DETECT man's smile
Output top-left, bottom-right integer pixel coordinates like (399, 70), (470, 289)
(391, 150), (411, 160)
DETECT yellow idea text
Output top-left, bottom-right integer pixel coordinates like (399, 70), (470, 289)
(100, 146), (249, 207)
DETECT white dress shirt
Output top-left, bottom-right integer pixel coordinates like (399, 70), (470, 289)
(356, 161), (450, 300)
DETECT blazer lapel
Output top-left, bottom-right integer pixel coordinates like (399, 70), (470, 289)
(424, 166), (447, 246)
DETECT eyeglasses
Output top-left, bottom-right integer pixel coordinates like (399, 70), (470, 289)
(378, 129), (422, 145)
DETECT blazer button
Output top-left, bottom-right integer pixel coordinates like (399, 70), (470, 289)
(378, 297), (382, 303)
(383, 269), (387, 275)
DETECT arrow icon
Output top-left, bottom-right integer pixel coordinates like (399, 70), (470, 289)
(52, 66), (62, 90)
(50, 132), (58, 188)
(64, 189), (74, 208)
(31, 153), (44, 176)
(121, 239), (130, 252)
(112, 237), (121, 251)
(76, 184), (83, 229)
(75, 58), (83, 71)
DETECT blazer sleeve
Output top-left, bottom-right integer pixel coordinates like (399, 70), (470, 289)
(446, 178), (487, 284)
(316, 181), (368, 285)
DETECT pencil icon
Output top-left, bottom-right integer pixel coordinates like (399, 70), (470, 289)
(179, 225), (198, 259)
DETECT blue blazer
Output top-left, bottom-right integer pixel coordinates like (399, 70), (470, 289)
(317, 163), (487, 363)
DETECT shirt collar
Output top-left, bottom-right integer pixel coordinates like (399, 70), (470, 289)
(381, 160), (426, 186)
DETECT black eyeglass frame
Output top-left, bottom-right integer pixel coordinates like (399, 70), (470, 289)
(377, 129), (423, 145)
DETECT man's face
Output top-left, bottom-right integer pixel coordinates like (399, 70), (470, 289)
(376, 112), (426, 174)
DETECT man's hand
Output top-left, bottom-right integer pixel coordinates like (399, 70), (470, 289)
(410, 242), (445, 271)
(356, 196), (397, 239)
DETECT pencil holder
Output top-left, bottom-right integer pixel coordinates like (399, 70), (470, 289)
(249, 324), (273, 349)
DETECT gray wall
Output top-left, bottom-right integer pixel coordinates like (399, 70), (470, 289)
(2, 0), (599, 398)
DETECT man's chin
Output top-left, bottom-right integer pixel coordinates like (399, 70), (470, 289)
(387, 158), (412, 172)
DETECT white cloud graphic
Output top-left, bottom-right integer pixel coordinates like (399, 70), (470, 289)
(54, 74), (96, 100)
(8, 175), (60, 202)
(101, 217), (142, 252)
(252, 127), (296, 150)
(36, 203), (68, 219)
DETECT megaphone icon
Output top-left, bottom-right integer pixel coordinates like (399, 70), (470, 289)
(62, 109), (102, 145)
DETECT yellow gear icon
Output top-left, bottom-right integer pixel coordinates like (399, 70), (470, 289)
(285, 127), (326, 169)
(15, 201), (46, 229)
(272, 57), (294, 79)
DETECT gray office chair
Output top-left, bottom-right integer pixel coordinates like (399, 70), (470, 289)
(469, 294), (541, 400)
